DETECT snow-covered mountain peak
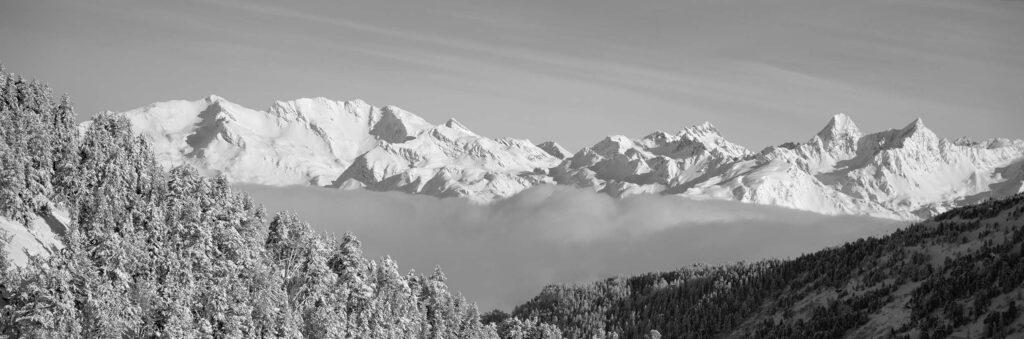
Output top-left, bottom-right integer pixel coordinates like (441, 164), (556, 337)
(801, 113), (863, 163)
(906, 117), (925, 129)
(816, 113), (861, 142)
(114, 95), (560, 200)
(897, 117), (937, 143)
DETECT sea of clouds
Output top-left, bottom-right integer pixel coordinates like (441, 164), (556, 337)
(237, 184), (903, 311)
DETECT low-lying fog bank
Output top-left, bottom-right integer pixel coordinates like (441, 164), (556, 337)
(237, 184), (902, 311)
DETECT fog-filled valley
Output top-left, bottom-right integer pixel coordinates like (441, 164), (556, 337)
(238, 184), (900, 310)
(4, 0), (1024, 336)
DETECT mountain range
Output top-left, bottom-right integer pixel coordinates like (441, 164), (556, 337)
(109, 96), (1024, 220)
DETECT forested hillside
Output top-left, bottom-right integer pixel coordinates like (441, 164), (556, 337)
(497, 194), (1024, 338)
(0, 66), (563, 338)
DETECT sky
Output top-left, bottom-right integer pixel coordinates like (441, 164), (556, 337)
(238, 184), (900, 311)
(1, 0), (1023, 150)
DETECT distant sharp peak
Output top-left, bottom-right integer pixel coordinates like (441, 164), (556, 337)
(816, 113), (861, 140)
(881, 117), (940, 148)
(899, 117), (933, 137)
(806, 114), (951, 150)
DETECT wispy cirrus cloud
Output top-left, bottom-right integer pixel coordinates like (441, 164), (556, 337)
(4, 0), (1022, 150)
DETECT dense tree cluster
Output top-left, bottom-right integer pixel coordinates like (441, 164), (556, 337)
(0, 66), (562, 337)
(0, 64), (76, 226)
(501, 194), (1024, 337)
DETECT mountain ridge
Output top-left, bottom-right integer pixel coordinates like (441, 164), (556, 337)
(108, 96), (1024, 220)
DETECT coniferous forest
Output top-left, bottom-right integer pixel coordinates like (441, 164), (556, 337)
(493, 194), (1024, 338)
(2, 65), (1024, 338)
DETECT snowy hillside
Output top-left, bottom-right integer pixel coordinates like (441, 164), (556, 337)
(0, 207), (66, 267)
(114, 97), (1024, 219)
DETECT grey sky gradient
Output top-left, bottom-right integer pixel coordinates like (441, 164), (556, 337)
(238, 184), (901, 311)
(1, 0), (1023, 150)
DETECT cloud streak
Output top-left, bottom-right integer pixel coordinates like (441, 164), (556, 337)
(236, 184), (902, 311)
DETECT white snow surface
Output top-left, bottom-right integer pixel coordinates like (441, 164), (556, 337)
(114, 97), (1024, 220)
(1, 208), (66, 267)
(554, 114), (1024, 220)
(116, 96), (560, 202)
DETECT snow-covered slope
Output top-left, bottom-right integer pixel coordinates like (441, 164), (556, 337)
(114, 96), (1024, 220)
(1, 207), (67, 266)
(115, 96), (560, 202)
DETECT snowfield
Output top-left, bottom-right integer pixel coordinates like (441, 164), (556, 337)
(110, 96), (1024, 220)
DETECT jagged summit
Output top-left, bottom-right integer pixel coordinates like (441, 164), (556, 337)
(816, 113), (861, 141)
(898, 117), (935, 139)
(112, 98), (1024, 220)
